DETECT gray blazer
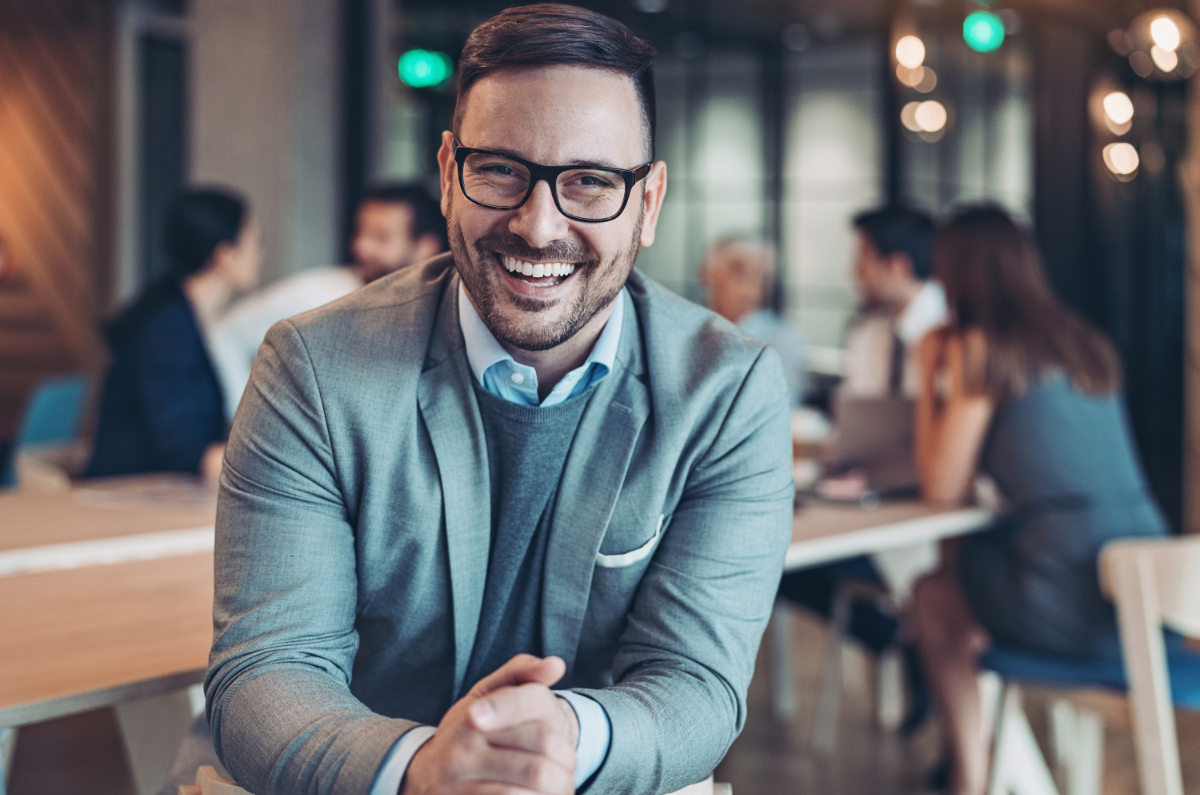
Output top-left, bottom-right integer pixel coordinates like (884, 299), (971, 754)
(207, 253), (794, 795)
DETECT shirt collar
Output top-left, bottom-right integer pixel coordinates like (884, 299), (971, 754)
(895, 280), (948, 344)
(457, 281), (624, 389)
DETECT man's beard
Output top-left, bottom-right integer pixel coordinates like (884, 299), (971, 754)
(448, 195), (643, 352)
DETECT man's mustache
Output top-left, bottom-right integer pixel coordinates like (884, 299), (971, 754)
(473, 232), (598, 266)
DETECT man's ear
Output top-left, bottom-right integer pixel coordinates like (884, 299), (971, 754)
(437, 131), (457, 219)
(886, 251), (918, 282)
(208, 241), (236, 280)
(638, 161), (668, 248)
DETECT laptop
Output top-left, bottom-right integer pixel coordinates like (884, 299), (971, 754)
(827, 393), (918, 495)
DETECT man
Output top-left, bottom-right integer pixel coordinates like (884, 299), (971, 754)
(778, 206), (943, 733)
(699, 236), (807, 406)
(207, 184), (445, 421)
(205, 6), (793, 795)
(841, 205), (944, 397)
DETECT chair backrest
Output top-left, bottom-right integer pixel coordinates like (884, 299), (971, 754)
(1099, 536), (1200, 795)
(1101, 536), (1200, 639)
(15, 372), (90, 448)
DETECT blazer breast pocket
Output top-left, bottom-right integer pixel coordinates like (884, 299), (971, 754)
(595, 513), (668, 569)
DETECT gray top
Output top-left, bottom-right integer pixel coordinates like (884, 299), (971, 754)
(464, 383), (595, 691)
(982, 373), (1166, 556)
(961, 373), (1167, 656)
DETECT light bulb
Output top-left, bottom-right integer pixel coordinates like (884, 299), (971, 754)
(895, 36), (926, 69)
(914, 100), (947, 132)
(1102, 92), (1134, 125)
(1152, 45), (1179, 71)
(1150, 16), (1181, 52)
(1103, 142), (1140, 176)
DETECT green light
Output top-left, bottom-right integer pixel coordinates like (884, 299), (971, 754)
(963, 11), (1005, 53)
(398, 49), (452, 88)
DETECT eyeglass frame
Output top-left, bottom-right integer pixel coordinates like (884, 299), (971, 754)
(453, 138), (653, 223)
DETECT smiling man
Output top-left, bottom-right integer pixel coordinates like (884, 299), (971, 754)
(203, 6), (793, 795)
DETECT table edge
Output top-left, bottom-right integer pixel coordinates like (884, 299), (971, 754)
(786, 506), (994, 571)
(0, 667), (207, 728)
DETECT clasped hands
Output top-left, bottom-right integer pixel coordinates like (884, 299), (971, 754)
(402, 654), (580, 795)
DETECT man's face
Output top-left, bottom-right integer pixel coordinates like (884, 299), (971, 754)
(352, 201), (417, 283)
(438, 65), (667, 352)
(704, 251), (769, 324)
(852, 230), (912, 308)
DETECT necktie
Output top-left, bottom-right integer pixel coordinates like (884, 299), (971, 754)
(889, 333), (905, 396)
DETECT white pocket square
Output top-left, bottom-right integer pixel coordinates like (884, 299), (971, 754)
(596, 514), (666, 568)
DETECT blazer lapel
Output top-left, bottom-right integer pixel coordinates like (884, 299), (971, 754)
(543, 291), (650, 677)
(417, 275), (491, 699)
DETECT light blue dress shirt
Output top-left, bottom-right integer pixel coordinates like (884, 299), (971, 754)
(369, 283), (623, 794)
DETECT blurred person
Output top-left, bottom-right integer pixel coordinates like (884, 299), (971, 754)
(208, 183), (445, 420)
(84, 188), (261, 483)
(188, 6), (794, 795)
(843, 205), (944, 397)
(910, 206), (1168, 795)
(776, 206), (943, 734)
(699, 235), (807, 405)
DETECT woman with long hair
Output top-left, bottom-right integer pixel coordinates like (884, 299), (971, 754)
(85, 187), (261, 482)
(910, 206), (1168, 795)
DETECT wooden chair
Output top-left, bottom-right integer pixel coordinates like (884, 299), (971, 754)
(1099, 536), (1200, 795)
(978, 534), (1200, 795)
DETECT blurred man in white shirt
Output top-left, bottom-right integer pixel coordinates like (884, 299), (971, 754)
(842, 206), (944, 397)
(699, 236), (808, 406)
(209, 184), (446, 421)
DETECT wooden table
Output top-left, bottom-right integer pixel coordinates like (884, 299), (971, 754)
(772, 498), (995, 730)
(0, 477), (216, 727)
(787, 499), (993, 571)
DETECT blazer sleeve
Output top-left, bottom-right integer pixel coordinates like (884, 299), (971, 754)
(205, 320), (419, 795)
(132, 309), (226, 472)
(576, 345), (795, 795)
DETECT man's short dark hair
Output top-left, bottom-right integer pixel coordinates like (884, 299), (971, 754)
(852, 205), (935, 280)
(453, 3), (657, 159)
(360, 183), (448, 250)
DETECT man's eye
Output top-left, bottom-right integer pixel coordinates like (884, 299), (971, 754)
(481, 165), (516, 177)
(577, 174), (616, 188)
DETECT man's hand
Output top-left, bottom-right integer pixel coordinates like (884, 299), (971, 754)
(402, 654), (579, 795)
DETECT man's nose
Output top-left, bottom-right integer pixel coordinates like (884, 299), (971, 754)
(508, 180), (570, 249)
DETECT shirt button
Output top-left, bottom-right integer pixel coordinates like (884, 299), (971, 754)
(510, 372), (525, 385)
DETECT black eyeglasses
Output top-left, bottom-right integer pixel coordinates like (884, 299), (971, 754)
(453, 139), (652, 223)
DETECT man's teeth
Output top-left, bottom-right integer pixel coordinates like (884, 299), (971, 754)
(502, 256), (575, 278)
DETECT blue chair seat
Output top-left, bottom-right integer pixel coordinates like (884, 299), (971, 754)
(981, 641), (1200, 710)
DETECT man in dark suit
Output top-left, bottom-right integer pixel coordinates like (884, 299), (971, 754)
(204, 6), (794, 795)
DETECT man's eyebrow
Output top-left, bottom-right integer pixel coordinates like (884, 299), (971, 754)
(471, 143), (628, 170)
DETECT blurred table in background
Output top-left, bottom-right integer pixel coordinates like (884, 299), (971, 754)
(0, 474), (217, 795)
(788, 499), (992, 573)
(772, 498), (995, 729)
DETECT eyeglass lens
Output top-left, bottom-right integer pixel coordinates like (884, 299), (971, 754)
(461, 152), (627, 220)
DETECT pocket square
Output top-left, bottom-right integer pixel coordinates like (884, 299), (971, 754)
(596, 514), (666, 568)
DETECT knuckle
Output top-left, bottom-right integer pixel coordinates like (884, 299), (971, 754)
(530, 721), (553, 750)
(524, 758), (554, 790)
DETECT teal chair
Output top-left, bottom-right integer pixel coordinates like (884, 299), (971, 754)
(0, 373), (91, 488)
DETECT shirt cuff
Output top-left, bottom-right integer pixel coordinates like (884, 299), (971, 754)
(369, 725), (437, 795)
(556, 691), (612, 788)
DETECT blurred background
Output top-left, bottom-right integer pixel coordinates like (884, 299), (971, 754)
(0, 0), (1192, 522)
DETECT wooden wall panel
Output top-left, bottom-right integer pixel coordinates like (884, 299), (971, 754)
(0, 0), (112, 439)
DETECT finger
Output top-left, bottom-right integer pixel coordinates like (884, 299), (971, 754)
(470, 683), (560, 732)
(470, 656), (565, 699)
(482, 721), (577, 773)
(457, 746), (574, 795)
(458, 785), (556, 795)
